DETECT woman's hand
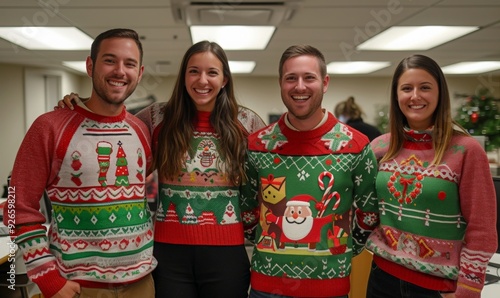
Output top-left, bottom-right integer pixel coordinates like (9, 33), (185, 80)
(54, 93), (85, 110)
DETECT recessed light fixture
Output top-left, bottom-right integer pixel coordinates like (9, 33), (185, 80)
(63, 61), (87, 73)
(229, 61), (256, 73)
(442, 61), (500, 74)
(327, 61), (391, 74)
(190, 26), (275, 50)
(357, 26), (479, 51)
(0, 27), (93, 50)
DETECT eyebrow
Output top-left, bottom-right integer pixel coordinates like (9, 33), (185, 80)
(101, 53), (139, 64)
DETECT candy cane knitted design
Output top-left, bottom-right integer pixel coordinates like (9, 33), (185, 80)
(5, 106), (155, 298)
(241, 111), (379, 297)
(135, 102), (266, 246)
(366, 128), (497, 297)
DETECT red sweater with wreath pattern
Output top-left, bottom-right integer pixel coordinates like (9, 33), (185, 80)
(366, 129), (497, 298)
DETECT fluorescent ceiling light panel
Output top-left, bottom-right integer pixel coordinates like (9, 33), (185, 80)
(442, 61), (500, 74)
(327, 61), (391, 74)
(190, 26), (275, 50)
(357, 26), (479, 51)
(229, 61), (256, 73)
(0, 27), (93, 50)
(63, 61), (87, 73)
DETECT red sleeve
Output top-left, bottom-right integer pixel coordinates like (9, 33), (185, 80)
(455, 137), (497, 296)
(5, 111), (71, 297)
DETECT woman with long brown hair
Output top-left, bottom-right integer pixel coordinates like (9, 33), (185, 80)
(135, 41), (265, 298)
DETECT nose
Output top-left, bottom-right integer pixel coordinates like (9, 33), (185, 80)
(199, 72), (208, 84)
(114, 63), (125, 77)
(292, 212), (298, 219)
(411, 88), (420, 99)
(295, 78), (306, 91)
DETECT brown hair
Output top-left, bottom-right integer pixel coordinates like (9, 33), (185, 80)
(334, 96), (364, 120)
(90, 28), (143, 65)
(279, 44), (327, 80)
(380, 54), (468, 165)
(154, 41), (246, 185)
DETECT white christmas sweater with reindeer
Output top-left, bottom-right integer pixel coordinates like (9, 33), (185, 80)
(5, 105), (156, 298)
(241, 111), (379, 297)
(135, 102), (266, 246)
(366, 128), (497, 297)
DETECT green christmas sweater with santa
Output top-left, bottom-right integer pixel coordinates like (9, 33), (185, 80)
(366, 128), (497, 297)
(135, 102), (266, 246)
(4, 105), (156, 298)
(241, 111), (379, 297)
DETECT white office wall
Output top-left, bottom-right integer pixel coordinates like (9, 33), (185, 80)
(0, 64), (24, 187)
(1, 62), (499, 189)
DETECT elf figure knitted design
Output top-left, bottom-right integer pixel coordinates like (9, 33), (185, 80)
(5, 105), (156, 298)
(241, 111), (379, 297)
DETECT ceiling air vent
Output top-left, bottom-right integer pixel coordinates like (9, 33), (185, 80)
(170, 0), (299, 26)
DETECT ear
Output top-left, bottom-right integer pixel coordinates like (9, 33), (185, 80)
(137, 65), (145, 82)
(323, 74), (330, 93)
(86, 56), (93, 77)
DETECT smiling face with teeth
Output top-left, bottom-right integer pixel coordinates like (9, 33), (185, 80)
(279, 55), (329, 131)
(396, 68), (439, 131)
(185, 51), (228, 112)
(86, 37), (144, 116)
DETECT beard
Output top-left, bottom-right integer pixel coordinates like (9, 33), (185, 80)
(92, 75), (137, 106)
(282, 215), (313, 241)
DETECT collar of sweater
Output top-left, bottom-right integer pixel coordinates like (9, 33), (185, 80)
(195, 110), (215, 132)
(73, 104), (127, 123)
(403, 126), (433, 142)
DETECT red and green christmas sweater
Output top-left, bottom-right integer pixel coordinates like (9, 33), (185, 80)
(366, 128), (497, 297)
(4, 105), (156, 298)
(135, 102), (266, 246)
(241, 111), (380, 297)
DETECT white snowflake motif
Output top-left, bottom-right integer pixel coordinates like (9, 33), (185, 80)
(365, 158), (374, 174)
(355, 175), (363, 186)
(297, 170), (310, 181)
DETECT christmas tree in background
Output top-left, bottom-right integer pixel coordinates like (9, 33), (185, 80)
(455, 88), (500, 152)
(375, 104), (390, 133)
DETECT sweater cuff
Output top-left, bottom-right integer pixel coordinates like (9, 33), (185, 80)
(33, 269), (67, 298)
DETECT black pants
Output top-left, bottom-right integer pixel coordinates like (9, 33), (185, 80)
(366, 261), (444, 298)
(152, 242), (250, 298)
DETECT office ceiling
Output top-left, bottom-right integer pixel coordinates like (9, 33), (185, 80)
(0, 0), (499, 77)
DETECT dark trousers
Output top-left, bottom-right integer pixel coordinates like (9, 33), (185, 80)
(249, 289), (348, 298)
(366, 261), (444, 298)
(152, 242), (250, 298)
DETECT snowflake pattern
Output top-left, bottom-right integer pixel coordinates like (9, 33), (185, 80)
(355, 175), (363, 186)
(365, 158), (374, 174)
(297, 170), (310, 181)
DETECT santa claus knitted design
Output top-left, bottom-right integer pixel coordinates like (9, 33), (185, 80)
(241, 111), (379, 297)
